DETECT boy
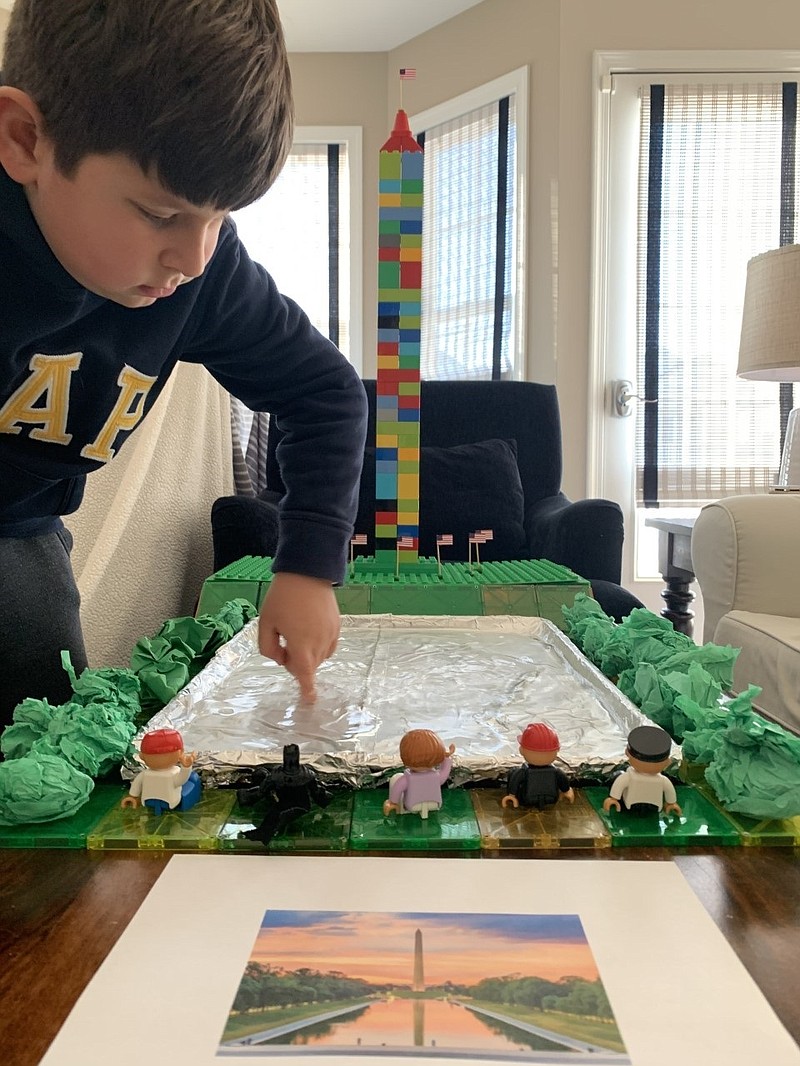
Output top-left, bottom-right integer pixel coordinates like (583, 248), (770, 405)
(0, 0), (367, 729)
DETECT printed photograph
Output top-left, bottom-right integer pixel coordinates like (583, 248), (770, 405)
(217, 910), (630, 1061)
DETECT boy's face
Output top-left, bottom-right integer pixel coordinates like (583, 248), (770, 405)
(25, 144), (228, 308)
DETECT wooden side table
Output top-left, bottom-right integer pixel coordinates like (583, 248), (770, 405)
(644, 516), (696, 637)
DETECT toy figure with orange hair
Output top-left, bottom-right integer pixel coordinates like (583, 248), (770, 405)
(383, 728), (455, 819)
(502, 722), (574, 810)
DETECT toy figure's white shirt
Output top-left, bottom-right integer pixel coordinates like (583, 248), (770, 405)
(609, 766), (676, 810)
(128, 765), (191, 808)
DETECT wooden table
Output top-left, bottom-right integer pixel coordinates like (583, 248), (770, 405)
(644, 516), (697, 637)
(1, 847), (798, 1065)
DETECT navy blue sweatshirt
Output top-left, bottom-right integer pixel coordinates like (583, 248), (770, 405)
(0, 163), (367, 584)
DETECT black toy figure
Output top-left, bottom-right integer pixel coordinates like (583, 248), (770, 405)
(236, 744), (332, 846)
(501, 723), (575, 811)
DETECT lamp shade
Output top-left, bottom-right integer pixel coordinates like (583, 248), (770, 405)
(737, 244), (800, 381)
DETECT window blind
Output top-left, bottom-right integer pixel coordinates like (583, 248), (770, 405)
(636, 82), (798, 506)
(418, 97), (516, 380)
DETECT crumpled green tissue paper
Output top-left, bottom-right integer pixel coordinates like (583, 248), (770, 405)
(32, 702), (137, 778)
(656, 643), (740, 691)
(703, 690), (800, 819)
(0, 752), (94, 825)
(622, 608), (694, 666)
(131, 599), (257, 707)
(131, 633), (194, 704)
(0, 697), (59, 760)
(675, 695), (731, 766)
(659, 662), (723, 741)
(561, 594), (611, 647)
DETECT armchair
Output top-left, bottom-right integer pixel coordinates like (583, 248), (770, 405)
(692, 494), (800, 733)
(211, 380), (642, 619)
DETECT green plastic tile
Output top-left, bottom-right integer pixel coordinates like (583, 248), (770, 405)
(217, 791), (353, 852)
(695, 783), (800, 846)
(0, 783), (126, 849)
(86, 787), (235, 851)
(471, 788), (612, 850)
(583, 785), (742, 846)
(349, 787), (481, 851)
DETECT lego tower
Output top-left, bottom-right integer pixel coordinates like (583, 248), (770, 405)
(374, 109), (423, 569)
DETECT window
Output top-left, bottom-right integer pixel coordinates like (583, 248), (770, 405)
(412, 68), (527, 380)
(232, 127), (362, 371)
(636, 81), (798, 507)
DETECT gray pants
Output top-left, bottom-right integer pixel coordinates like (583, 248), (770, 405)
(0, 528), (88, 731)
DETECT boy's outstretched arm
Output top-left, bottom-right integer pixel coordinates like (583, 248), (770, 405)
(258, 572), (340, 702)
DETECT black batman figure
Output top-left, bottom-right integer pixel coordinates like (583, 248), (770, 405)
(236, 744), (332, 846)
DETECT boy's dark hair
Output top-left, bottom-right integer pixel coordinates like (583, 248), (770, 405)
(2, 0), (293, 210)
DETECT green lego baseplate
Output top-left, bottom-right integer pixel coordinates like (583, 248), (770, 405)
(196, 555), (592, 629)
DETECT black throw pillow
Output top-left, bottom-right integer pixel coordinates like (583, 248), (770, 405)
(354, 438), (527, 562)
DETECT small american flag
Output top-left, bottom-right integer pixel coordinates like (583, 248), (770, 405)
(399, 68), (417, 80)
(436, 533), (454, 546)
(397, 535), (415, 549)
(475, 529), (494, 540)
(350, 534), (368, 545)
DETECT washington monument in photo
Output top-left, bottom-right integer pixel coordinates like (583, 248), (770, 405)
(412, 927), (425, 992)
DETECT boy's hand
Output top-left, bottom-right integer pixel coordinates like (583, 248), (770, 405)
(258, 572), (340, 702)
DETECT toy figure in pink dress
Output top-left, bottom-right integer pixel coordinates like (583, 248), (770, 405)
(383, 729), (455, 819)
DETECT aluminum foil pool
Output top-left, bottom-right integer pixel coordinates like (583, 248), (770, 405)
(131, 615), (668, 787)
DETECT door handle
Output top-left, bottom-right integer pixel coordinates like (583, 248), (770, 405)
(611, 379), (657, 418)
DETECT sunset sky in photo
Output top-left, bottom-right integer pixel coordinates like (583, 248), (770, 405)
(249, 910), (600, 986)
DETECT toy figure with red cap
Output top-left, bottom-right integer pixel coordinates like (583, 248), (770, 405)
(501, 722), (574, 810)
(121, 728), (201, 817)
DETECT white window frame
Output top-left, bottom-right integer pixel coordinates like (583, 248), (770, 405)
(411, 66), (529, 381)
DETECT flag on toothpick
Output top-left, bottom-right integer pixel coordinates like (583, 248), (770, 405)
(435, 532), (452, 577)
(397, 535), (414, 549)
(351, 534), (368, 545)
(474, 529), (494, 542)
(399, 67), (417, 80)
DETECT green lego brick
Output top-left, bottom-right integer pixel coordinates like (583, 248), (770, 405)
(583, 786), (742, 847)
(0, 784), (126, 849)
(196, 556), (592, 624)
(86, 788), (235, 851)
(470, 788), (612, 850)
(349, 788), (481, 851)
(217, 792), (353, 852)
(196, 578), (266, 615)
(379, 153), (402, 179)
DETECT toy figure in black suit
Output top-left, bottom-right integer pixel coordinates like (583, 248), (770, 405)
(502, 723), (574, 811)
